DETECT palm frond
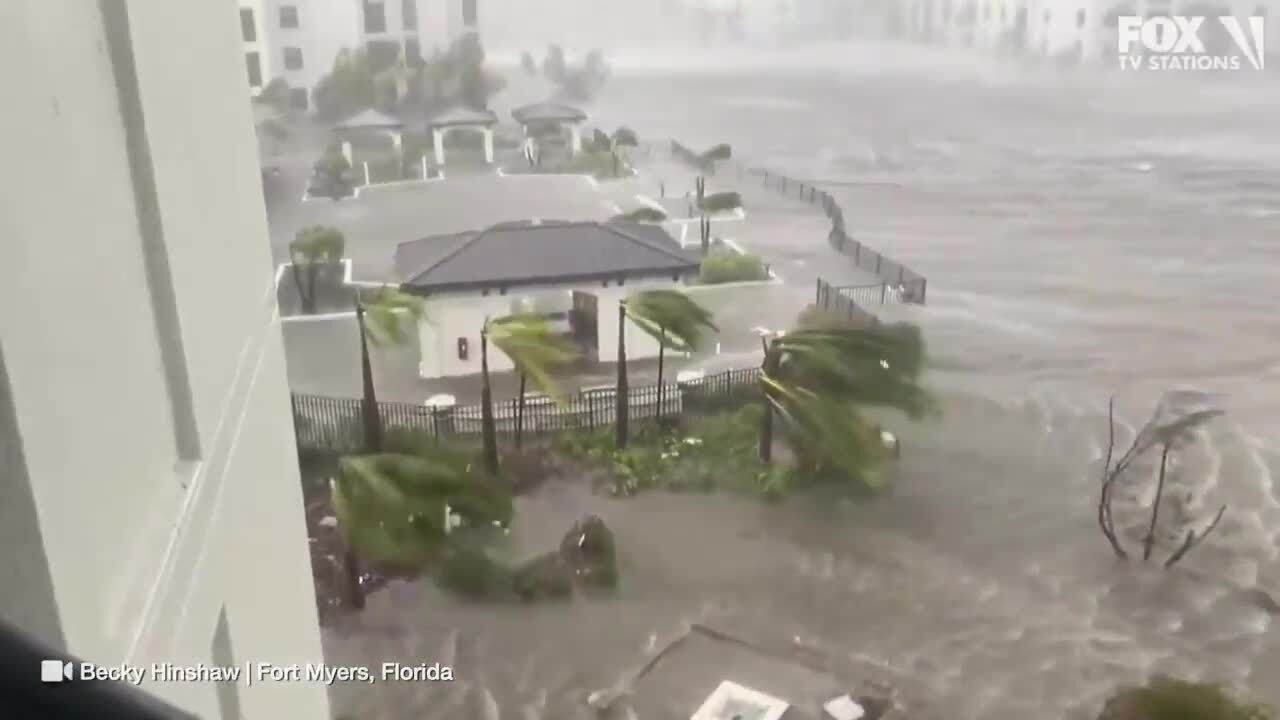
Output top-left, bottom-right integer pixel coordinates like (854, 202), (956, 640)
(290, 225), (346, 264)
(486, 313), (578, 401)
(612, 126), (639, 147)
(361, 287), (426, 347)
(622, 289), (718, 353)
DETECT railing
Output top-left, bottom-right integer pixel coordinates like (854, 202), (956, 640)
(816, 278), (881, 326)
(292, 367), (762, 453)
(669, 140), (927, 305)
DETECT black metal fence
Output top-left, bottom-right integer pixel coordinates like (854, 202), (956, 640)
(669, 140), (927, 305)
(292, 367), (762, 453)
(815, 278), (881, 326)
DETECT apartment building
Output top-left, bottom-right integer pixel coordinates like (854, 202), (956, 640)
(239, 0), (477, 109)
(2, 1), (328, 718)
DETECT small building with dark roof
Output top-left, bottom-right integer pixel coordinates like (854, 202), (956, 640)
(511, 102), (588, 157)
(427, 107), (500, 166)
(395, 219), (699, 379)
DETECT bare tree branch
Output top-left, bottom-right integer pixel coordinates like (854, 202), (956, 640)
(1143, 443), (1171, 562)
(1164, 504), (1227, 568)
(1098, 397), (1128, 559)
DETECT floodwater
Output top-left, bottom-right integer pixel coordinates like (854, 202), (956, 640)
(325, 46), (1280, 719)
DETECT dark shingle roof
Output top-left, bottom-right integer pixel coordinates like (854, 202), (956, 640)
(396, 220), (698, 292)
(429, 106), (499, 129)
(511, 102), (587, 125)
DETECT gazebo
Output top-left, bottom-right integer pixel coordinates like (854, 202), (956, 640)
(428, 107), (499, 165)
(511, 102), (587, 156)
(332, 108), (405, 166)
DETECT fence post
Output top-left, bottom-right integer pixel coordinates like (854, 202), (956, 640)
(854, 242), (860, 264)
(880, 283), (887, 304)
(898, 266), (905, 286)
(875, 255), (882, 275)
(421, 155), (428, 180)
(363, 161), (370, 186)
(815, 277), (821, 304)
(920, 278), (927, 304)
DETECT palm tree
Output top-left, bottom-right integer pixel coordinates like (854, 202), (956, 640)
(697, 191), (743, 255)
(289, 226), (345, 313)
(615, 290), (717, 448)
(331, 446), (514, 576)
(478, 314), (578, 473)
(757, 323), (933, 489)
(340, 286), (424, 608)
(593, 127), (639, 177)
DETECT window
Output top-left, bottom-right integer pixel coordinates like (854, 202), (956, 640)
(289, 87), (309, 110)
(239, 7), (256, 41)
(363, 1), (387, 33)
(402, 0), (418, 29)
(462, 0), (477, 27)
(245, 51), (262, 87)
(211, 609), (243, 720)
(283, 47), (304, 71)
(280, 5), (299, 28)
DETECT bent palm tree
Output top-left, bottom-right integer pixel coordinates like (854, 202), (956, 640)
(615, 290), (717, 448)
(332, 446), (513, 574)
(758, 323), (933, 490)
(478, 314), (578, 473)
(697, 191), (743, 254)
(289, 226), (345, 313)
(593, 126), (639, 177)
(341, 286), (423, 609)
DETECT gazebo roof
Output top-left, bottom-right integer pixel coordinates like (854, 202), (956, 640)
(428, 106), (499, 129)
(511, 102), (587, 125)
(333, 108), (404, 132)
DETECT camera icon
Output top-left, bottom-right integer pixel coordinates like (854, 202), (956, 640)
(41, 660), (73, 683)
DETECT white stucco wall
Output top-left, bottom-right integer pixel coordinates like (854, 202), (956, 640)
(417, 276), (683, 379)
(1, 2), (327, 718)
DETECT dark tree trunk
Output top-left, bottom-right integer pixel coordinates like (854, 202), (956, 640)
(700, 216), (710, 255)
(356, 302), (382, 452)
(759, 339), (776, 463)
(480, 331), (499, 475)
(612, 148), (620, 177)
(615, 304), (629, 449)
(1143, 443), (1172, 562)
(515, 372), (527, 449)
(292, 262), (316, 314)
(346, 299), (378, 612)
(655, 329), (666, 421)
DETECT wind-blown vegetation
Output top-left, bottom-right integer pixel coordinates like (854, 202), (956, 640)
(289, 226), (345, 314)
(611, 207), (667, 223)
(698, 247), (769, 284)
(478, 314), (578, 474)
(542, 45), (610, 101)
(615, 290), (718, 449)
(757, 320), (935, 491)
(1100, 676), (1273, 720)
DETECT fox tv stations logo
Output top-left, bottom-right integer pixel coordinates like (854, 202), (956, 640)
(1118, 15), (1266, 71)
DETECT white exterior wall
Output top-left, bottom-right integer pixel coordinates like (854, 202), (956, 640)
(242, 0), (451, 108)
(417, 277), (682, 380)
(1, 2), (327, 718)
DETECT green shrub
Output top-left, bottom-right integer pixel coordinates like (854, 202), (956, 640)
(700, 191), (742, 213)
(1103, 677), (1274, 720)
(436, 545), (512, 600)
(698, 248), (769, 284)
(611, 207), (667, 223)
